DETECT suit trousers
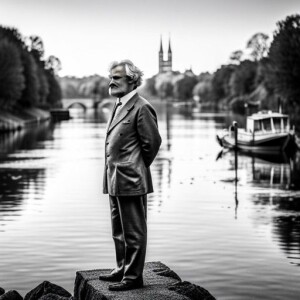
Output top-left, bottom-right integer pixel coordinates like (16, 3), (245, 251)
(109, 194), (147, 282)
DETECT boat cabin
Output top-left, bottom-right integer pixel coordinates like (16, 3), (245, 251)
(246, 111), (290, 134)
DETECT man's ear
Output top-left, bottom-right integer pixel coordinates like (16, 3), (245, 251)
(127, 78), (135, 85)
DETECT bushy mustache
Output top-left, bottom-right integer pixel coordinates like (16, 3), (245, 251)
(109, 83), (118, 88)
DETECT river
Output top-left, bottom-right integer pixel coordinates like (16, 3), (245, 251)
(0, 102), (300, 299)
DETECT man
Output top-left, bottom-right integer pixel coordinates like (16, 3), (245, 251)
(100, 60), (161, 291)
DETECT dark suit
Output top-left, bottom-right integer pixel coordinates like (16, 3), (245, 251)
(103, 92), (161, 282)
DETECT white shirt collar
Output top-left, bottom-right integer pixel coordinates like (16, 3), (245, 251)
(117, 89), (137, 106)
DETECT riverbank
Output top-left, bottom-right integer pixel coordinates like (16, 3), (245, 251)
(0, 262), (216, 300)
(0, 108), (51, 133)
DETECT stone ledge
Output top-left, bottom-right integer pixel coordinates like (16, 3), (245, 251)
(74, 261), (216, 300)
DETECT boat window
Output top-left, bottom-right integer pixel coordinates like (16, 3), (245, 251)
(273, 117), (281, 132)
(262, 119), (271, 131)
(253, 120), (261, 132)
(283, 117), (288, 130)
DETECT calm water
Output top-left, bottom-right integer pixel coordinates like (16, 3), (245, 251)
(1, 103), (300, 299)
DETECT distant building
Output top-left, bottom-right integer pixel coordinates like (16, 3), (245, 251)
(159, 36), (172, 73)
(184, 67), (195, 77)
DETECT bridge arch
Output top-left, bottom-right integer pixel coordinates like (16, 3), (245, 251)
(67, 102), (87, 111)
(96, 99), (114, 110)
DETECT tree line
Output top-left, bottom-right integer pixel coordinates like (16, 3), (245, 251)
(59, 75), (110, 101)
(0, 26), (62, 111)
(144, 14), (300, 123)
(58, 14), (300, 126)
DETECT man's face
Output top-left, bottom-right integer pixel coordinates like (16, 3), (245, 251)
(109, 65), (132, 98)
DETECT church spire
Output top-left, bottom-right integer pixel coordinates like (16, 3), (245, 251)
(159, 35), (163, 53)
(159, 35), (172, 74)
(168, 36), (172, 53)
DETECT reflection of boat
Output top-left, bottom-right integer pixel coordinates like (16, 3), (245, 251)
(217, 111), (296, 153)
(248, 155), (291, 188)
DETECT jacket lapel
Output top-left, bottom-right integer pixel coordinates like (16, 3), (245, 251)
(107, 93), (139, 133)
(106, 103), (118, 129)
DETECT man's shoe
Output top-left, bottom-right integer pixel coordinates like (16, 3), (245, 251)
(108, 278), (143, 291)
(99, 272), (123, 282)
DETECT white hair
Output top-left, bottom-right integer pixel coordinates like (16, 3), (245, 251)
(109, 59), (144, 87)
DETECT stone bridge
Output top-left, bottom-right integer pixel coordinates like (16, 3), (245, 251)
(61, 98), (113, 110)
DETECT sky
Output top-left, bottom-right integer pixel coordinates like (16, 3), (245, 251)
(0, 0), (299, 79)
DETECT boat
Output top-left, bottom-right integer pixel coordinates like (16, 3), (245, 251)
(217, 111), (297, 153)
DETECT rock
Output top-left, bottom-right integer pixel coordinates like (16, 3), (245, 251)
(152, 266), (181, 281)
(0, 288), (5, 296)
(24, 281), (71, 300)
(74, 261), (216, 300)
(39, 294), (72, 300)
(0, 290), (23, 300)
(168, 281), (216, 300)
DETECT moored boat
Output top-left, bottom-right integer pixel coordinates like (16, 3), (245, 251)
(217, 111), (297, 153)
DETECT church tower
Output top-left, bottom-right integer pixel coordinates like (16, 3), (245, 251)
(158, 36), (172, 73)
(167, 38), (172, 71)
(159, 36), (164, 74)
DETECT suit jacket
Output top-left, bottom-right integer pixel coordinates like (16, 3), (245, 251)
(103, 93), (161, 196)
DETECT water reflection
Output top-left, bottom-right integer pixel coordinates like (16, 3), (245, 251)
(219, 146), (300, 268)
(222, 149), (300, 191)
(0, 124), (52, 230)
(148, 157), (172, 211)
(1, 106), (300, 299)
(290, 151), (300, 190)
(0, 121), (55, 155)
(251, 193), (300, 267)
(0, 168), (46, 230)
(273, 214), (300, 266)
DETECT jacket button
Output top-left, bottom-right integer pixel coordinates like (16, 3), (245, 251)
(107, 154), (110, 157)
(106, 142), (109, 145)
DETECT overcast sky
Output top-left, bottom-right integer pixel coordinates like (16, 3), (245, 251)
(1, 0), (299, 78)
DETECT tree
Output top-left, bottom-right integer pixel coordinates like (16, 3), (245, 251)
(155, 73), (174, 100)
(247, 33), (269, 61)
(268, 14), (300, 110)
(229, 50), (243, 64)
(193, 74), (213, 104)
(27, 35), (45, 62)
(0, 39), (25, 109)
(139, 76), (157, 98)
(37, 67), (50, 106)
(0, 26), (62, 110)
(26, 35), (49, 106)
(44, 56), (63, 107)
(173, 74), (198, 101)
(19, 51), (40, 107)
(211, 65), (235, 108)
(45, 69), (62, 108)
(0, 26), (25, 51)
(92, 77), (110, 100)
(45, 55), (62, 75)
(229, 60), (258, 97)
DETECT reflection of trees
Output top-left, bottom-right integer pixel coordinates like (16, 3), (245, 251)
(251, 194), (300, 266)
(0, 121), (52, 228)
(272, 212), (300, 266)
(0, 168), (46, 227)
(0, 121), (54, 155)
(290, 151), (300, 190)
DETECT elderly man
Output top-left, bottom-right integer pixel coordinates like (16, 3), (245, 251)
(99, 60), (161, 291)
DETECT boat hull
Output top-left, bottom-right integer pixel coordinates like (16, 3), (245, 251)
(220, 132), (292, 153)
